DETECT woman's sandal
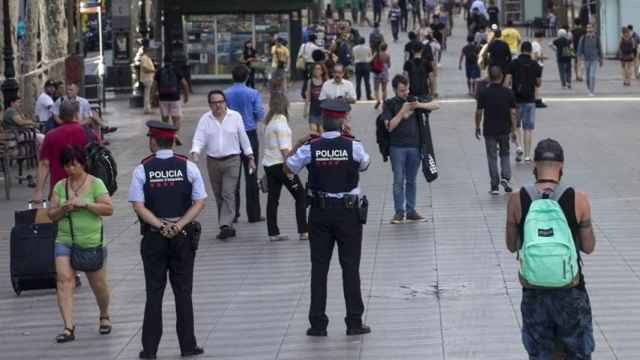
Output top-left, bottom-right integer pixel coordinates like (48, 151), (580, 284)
(99, 316), (112, 335)
(56, 326), (75, 343)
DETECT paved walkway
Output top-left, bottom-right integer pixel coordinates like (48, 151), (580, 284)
(2, 11), (640, 360)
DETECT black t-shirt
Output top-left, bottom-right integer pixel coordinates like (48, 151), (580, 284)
(553, 37), (573, 63)
(431, 23), (445, 44)
(571, 27), (585, 50)
(404, 40), (423, 60)
(462, 43), (480, 68)
(507, 54), (542, 103)
(487, 6), (499, 24)
(403, 56), (433, 96)
(382, 96), (421, 147)
(477, 83), (516, 136)
(488, 39), (512, 68)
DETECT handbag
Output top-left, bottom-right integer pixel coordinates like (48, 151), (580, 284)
(66, 180), (104, 272)
(416, 108), (439, 183)
(258, 174), (269, 194)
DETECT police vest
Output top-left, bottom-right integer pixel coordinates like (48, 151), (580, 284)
(142, 154), (193, 218)
(307, 136), (360, 193)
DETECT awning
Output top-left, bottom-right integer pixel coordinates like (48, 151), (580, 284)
(174, 0), (313, 14)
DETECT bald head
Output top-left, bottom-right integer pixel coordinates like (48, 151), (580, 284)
(489, 66), (504, 83)
(59, 100), (79, 123)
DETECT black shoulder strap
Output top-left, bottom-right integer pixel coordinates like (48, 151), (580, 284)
(65, 180), (75, 246)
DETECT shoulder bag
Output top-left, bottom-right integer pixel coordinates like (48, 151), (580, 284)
(66, 180), (104, 272)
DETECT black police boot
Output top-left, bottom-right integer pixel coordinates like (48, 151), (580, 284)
(306, 327), (328, 337)
(181, 346), (204, 357)
(346, 324), (371, 336)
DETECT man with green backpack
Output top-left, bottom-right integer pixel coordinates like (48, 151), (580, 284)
(505, 139), (596, 359)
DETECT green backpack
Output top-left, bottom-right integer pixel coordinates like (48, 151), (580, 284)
(519, 185), (579, 288)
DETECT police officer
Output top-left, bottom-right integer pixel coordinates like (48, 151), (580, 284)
(128, 121), (207, 359)
(285, 99), (372, 337)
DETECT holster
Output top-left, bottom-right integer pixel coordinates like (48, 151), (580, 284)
(358, 196), (369, 224)
(183, 221), (202, 252)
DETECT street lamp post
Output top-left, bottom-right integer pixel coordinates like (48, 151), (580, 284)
(129, 0), (147, 107)
(2, 0), (19, 109)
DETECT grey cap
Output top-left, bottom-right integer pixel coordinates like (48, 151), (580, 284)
(534, 138), (564, 162)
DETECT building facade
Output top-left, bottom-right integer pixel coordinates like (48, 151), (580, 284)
(599, 0), (640, 56)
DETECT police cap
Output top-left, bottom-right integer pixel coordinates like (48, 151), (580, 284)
(146, 120), (177, 139)
(320, 99), (351, 119)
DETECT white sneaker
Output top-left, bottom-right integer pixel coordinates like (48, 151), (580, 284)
(524, 156), (532, 163)
(515, 148), (524, 162)
(588, 92), (595, 97)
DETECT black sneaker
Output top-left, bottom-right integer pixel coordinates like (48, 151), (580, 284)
(346, 324), (372, 336)
(139, 351), (157, 359)
(306, 327), (328, 336)
(489, 187), (500, 195)
(181, 346), (204, 357)
(500, 178), (513, 193)
(406, 211), (427, 222)
(216, 226), (236, 240)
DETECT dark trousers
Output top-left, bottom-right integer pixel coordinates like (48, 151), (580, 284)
(391, 21), (400, 41)
(264, 163), (308, 236)
(373, 6), (382, 23)
(235, 129), (262, 222)
(355, 63), (372, 100)
(558, 61), (572, 87)
(308, 207), (364, 329)
(301, 62), (315, 99)
(141, 231), (197, 355)
(246, 68), (256, 89)
(400, 8), (408, 31)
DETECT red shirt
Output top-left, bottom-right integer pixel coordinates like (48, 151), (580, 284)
(39, 122), (89, 193)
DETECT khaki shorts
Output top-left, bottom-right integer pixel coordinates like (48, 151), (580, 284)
(159, 100), (183, 118)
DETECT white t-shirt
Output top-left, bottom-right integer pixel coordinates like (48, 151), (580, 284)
(262, 114), (292, 167)
(298, 42), (322, 63)
(35, 92), (54, 123)
(318, 79), (356, 101)
(532, 40), (544, 66)
(53, 96), (94, 123)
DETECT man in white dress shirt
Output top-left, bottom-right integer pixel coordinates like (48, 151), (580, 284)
(190, 90), (255, 240)
(319, 64), (357, 104)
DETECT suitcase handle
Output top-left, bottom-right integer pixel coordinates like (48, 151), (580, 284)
(28, 200), (47, 209)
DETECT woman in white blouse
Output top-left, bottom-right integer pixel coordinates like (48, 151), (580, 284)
(262, 94), (308, 241)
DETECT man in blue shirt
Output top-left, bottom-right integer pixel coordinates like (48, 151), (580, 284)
(224, 64), (266, 223)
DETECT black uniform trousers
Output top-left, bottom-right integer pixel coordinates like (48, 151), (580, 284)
(308, 206), (364, 329)
(235, 129), (262, 222)
(141, 231), (197, 355)
(355, 63), (372, 100)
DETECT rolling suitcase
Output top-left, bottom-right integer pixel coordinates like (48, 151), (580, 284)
(10, 201), (57, 296)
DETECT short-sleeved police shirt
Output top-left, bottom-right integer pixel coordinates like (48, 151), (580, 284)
(477, 83), (516, 136)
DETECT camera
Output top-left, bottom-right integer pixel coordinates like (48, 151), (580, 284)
(407, 95), (417, 103)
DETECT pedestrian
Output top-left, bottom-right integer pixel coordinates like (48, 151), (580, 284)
(129, 120), (207, 359)
(319, 64), (357, 104)
(430, 14), (446, 58)
(351, 0), (360, 24)
(487, 0), (500, 27)
(225, 65), (266, 224)
(382, 74), (439, 223)
(33, 100), (95, 202)
(424, 34), (441, 95)
(418, 18), (432, 43)
(190, 90), (255, 240)
(336, 0), (346, 20)
(487, 30), (512, 74)
(389, 1), (402, 42)
(550, 29), (574, 89)
(507, 42), (542, 163)
(475, 66), (517, 194)
(299, 34), (322, 99)
(353, 37), (374, 101)
(242, 41), (258, 89)
(531, 31), (548, 108)
(502, 20), (521, 57)
(140, 47), (156, 115)
(262, 94), (308, 242)
(271, 38), (290, 89)
(369, 22), (385, 53)
(373, 0), (384, 24)
(47, 145), (113, 343)
(285, 99), (372, 338)
(618, 27), (636, 86)
(506, 138), (596, 360)
(35, 79), (58, 132)
(403, 43), (435, 97)
(404, 31), (422, 61)
(460, 36), (481, 96)
(372, 43), (391, 109)
(424, 0), (436, 25)
(304, 63), (329, 133)
(577, 23), (604, 96)
(409, 0), (421, 31)
(399, 0), (409, 32)
(326, 3), (334, 20)
(467, 8), (488, 39)
(152, 55), (189, 146)
(628, 25), (640, 79)
(359, 0), (370, 26)
(571, 18), (585, 82)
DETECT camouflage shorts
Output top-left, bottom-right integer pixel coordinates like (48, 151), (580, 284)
(521, 287), (595, 360)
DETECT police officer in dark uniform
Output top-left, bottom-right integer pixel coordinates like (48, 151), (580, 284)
(285, 99), (372, 337)
(128, 121), (207, 359)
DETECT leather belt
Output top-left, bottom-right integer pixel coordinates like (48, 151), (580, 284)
(310, 195), (360, 209)
(207, 154), (239, 161)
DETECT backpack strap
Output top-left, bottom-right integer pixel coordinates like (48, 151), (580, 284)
(523, 183), (568, 201)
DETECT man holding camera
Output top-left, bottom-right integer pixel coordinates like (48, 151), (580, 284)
(382, 75), (439, 224)
(129, 121), (207, 359)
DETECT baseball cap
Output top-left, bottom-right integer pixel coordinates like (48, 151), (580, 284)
(45, 79), (56, 88)
(534, 138), (564, 162)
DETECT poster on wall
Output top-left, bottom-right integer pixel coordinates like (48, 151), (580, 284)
(113, 32), (130, 65)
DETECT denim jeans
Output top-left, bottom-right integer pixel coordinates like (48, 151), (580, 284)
(484, 135), (511, 189)
(390, 146), (421, 215)
(517, 103), (536, 130)
(558, 61), (572, 87)
(584, 60), (598, 93)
